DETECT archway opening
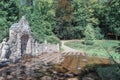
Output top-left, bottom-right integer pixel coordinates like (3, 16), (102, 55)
(21, 34), (29, 55)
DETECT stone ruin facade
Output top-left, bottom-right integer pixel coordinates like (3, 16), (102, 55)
(0, 16), (60, 62)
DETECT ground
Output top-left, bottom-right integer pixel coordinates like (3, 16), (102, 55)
(55, 40), (110, 74)
(61, 40), (82, 52)
(0, 40), (119, 80)
(64, 40), (120, 61)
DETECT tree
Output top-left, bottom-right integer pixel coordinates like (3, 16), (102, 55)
(106, 0), (120, 40)
(84, 23), (96, 45)
(94, 0), (120, 39)
(54, 0), (74, 39)
(0, 0), (19, 42)
(72, 0), (100, 39)
(26, 0), (60, 43)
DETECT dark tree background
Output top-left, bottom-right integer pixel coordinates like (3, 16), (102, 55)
(0, 0), (120, 42)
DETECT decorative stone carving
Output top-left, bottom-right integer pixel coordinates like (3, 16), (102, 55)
(8, 16), (33, 60)
(0, 38), (9, 61)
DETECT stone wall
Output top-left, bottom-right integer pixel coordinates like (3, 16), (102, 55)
(31, 41), (60, 55)
(0, 16), (60, 62)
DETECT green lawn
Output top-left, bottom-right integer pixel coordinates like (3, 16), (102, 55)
(65, 40), (120, 62)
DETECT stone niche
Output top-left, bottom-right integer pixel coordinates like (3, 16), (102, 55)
(0, 16), (60, 62)
(8, 16), (33, 60)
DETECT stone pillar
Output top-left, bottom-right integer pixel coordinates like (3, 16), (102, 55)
(31, 40), (36, 55)
(38, 44), (42, 54)
(57, 44), (60, 52)
(0, 43), (2, 55)
(17, 34), (22, 58)
(35, 42), (39, 55)
(41, 44), (44, 54)
(26, 37), (32, 55)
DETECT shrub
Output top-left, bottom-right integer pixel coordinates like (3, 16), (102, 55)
(79, 64), (120, 80)
(84, 23), (96, 45)
(46, 36), (61, 45)
(82, 40), (94, 45)
(94, 27), (104, 39)
(97, 65), (120, 80)
(114, 43), (120, 54)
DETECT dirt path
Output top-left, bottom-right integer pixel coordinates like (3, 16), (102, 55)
(61, 40), (83, 53)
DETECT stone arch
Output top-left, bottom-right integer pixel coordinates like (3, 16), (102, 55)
(21, 34), (29, 55)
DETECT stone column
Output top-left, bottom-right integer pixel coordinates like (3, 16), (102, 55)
(17, 34), (22, 58)
(57, 44), (60, 52)
(26, 37), (32, 55)
(0, 43), (2, 56)
(38, 44), (42, 54)
(32, 39), (35, 55)
(35, 42), (39, 55)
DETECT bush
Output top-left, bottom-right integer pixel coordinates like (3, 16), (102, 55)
(84, 23), (96, 45)
(46, 36), (61, 45)
(97, 65), (120, 80)
(82, 40), (94, 45)
(84, 23), (96, 40)
(114, 43), (120, 54)
(79, 64), (120, 80)
(94, 27), (104, 39)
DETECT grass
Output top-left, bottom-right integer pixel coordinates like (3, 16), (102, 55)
(60, 47), (64, 52)
(65, 40), (120, 62)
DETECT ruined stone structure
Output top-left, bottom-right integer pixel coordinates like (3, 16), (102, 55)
(7, 16), (33, 60)
(0, 16), (60, 62)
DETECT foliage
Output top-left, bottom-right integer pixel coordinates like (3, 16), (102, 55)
(0, 0), (120, 41)
(0, 0), (19, 42)
(80, 64), (120, 80)
(0, 0), (60, 44)
(25, 0), (60, 44)
(83, 23), (96, 45)
(94, 27), (104, 39)
(97, 65), (120, 80)
(114, 43), (120, 54)
(54, 0), (74, 39)
(107, 0), (120, 39)
(72, 0), (100, 39)
(46, 36), (61, 45)
(94, 0), (120, 39)
(84, 23), (96, 40)
(54, 0), (119, 40)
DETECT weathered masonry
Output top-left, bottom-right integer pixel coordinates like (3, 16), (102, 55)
(0, 16), (60, 62)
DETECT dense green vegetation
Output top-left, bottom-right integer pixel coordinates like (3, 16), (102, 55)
(0, 0), (120, 42)
(80, 64), (120, 80)
(0, 0), (19, 42)
(54, 0), (120, 39)
(65, 40), (120, 62)
(25, 0), (60, 43)
(0, 0), (120, 79)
